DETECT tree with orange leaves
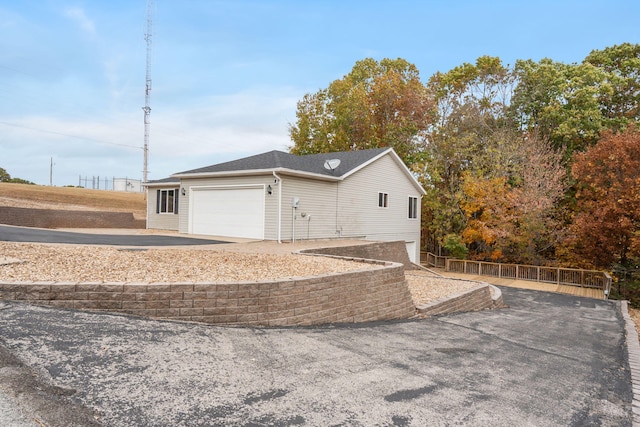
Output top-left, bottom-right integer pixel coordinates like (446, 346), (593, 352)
(568, 125), (640, 269)
(461, 134), (566, 263)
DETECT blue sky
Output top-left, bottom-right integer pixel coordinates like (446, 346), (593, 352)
(0, 0), (638, 186)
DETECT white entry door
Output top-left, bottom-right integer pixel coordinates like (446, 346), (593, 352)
(190, 186), (264, 239)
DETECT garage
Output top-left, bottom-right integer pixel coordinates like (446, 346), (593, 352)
(190, 186), (265, 239)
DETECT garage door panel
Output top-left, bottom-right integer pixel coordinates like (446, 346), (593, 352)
(191, 187), (264, 239)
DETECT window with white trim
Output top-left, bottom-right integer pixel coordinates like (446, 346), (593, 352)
(157, 189), (179, 214)
(378, 192), (388, 208)
(408, 196), (418, 219)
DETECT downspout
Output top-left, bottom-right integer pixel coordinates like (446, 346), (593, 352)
(335, 180), (340, 237)
(273, 171), (282, 243)
(145, 187), (149, 230)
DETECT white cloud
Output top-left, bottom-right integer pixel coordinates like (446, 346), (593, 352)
(64, 7), (95, 35)
(149, 87), (301, 159)
(0, 86), (303, 185)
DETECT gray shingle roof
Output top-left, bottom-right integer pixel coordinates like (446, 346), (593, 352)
(144, 177), (180, 186)
(173, 148), (390, 178)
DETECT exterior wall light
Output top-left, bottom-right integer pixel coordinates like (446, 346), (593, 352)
(181, 187), (186, 196)
(267, 185), (272, 195)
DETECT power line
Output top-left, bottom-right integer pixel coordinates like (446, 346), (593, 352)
(0, 120), (142, 150)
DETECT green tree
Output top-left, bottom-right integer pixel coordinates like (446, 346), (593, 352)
(421, 56), (518, 249)
(289, 58), (434, 166)
(510, 58), (612, 160)
(584, 42), (640, 127)
(0, 167), (34, 184)
(0, 167), (10, 182)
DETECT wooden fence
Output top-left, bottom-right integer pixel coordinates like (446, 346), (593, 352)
(421, 252), (612, 297)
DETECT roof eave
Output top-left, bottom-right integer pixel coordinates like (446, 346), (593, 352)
(143, 181), (180, 187)
(173, 167), (341, 182)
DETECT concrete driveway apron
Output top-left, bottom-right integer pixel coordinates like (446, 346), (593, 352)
(0, 288), (632, 426)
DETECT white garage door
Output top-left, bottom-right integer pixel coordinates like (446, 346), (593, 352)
(191, 186), (264, 239)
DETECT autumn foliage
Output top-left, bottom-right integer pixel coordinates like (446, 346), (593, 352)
(567, 125), (640, 269)
(460, 136), (566, 263)
(289, 43), (640, 275)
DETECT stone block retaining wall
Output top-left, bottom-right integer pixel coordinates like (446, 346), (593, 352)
(0, 206), (145, 229)
(0, 258), (415, 326)
(301, 241), (413, 270)
(416, 283), (503, 316)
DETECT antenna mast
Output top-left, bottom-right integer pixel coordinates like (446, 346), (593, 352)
(142, 0), (153, 183)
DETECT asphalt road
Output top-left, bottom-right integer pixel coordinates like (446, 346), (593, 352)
(0, 225), (227, 246)
(0, 287), (632, 426)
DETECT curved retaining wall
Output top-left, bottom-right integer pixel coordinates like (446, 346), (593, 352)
(416, 282), (505, 316)
(0, 257), (415, 327)
(302, 241), (413, 271)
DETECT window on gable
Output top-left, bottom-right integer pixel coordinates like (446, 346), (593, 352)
(408, 196), (418, 219)
(378, 192), (388, 208)
(157, 189), (179, 214)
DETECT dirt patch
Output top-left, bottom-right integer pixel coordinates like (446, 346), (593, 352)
(0, 183), (145, 219)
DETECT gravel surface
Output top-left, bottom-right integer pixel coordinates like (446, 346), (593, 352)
(0, 242), (376, 283)
(0, 242), (482, 306)
(406, 270), (480, 304)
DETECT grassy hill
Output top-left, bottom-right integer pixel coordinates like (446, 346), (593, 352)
(0, 183), (146, 216)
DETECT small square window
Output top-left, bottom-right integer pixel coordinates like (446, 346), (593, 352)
(408, 196), (418, 219)
(378, 192), (388, 208)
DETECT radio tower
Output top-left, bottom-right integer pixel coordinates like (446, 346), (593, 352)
(142, 0), (153, 183)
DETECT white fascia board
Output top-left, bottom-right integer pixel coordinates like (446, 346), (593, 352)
(143, 181), (180, 188)
(172, 168), (341, 182)
(341, 148), (427, 195)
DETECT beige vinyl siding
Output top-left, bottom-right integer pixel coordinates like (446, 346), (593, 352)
(163, 150), (423, 260)
(337, 153), (421, 259)
(146, 187), (180, 231)
(178, 175), (277, 239)
(279, 176), (339, 241)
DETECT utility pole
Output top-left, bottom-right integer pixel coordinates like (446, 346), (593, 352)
(142, 0), (153, 183)
(49, 157), (53, 186)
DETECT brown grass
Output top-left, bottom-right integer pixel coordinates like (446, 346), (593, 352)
(0, 183), (145, 213)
